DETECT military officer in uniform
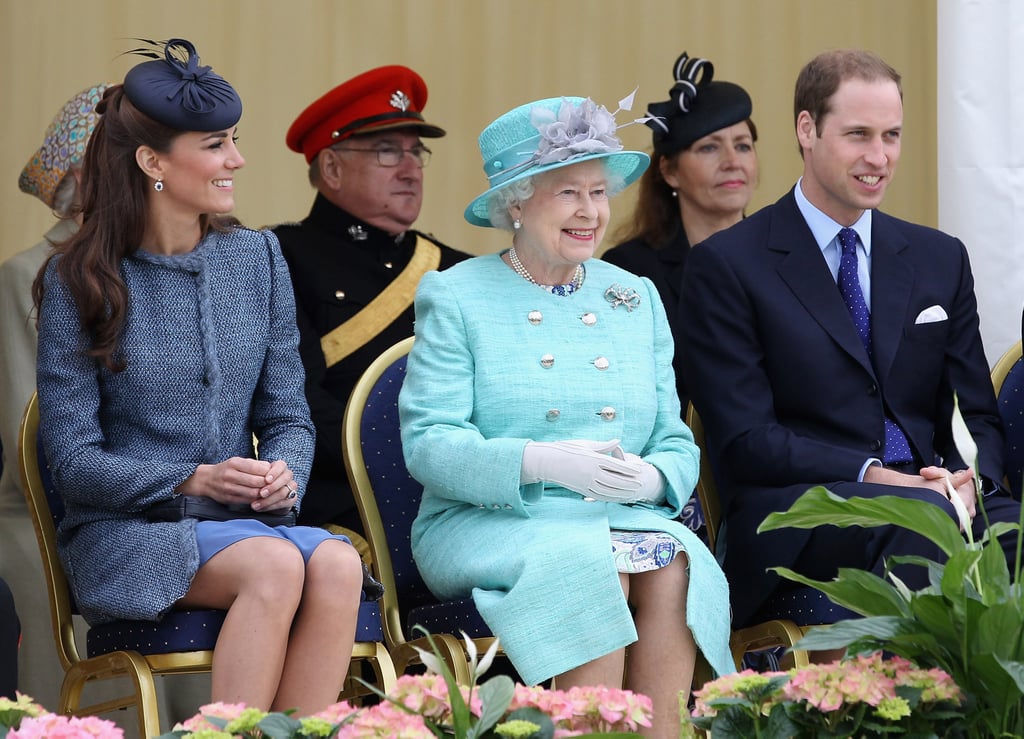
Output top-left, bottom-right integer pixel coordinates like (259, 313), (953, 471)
(274, 65), (469, 540)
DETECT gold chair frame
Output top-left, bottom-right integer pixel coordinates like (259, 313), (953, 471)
(991, 340), (1022, 394)
(342, 336), (477, 683)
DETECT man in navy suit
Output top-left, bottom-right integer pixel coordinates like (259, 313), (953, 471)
(680, 49), (1022, 629)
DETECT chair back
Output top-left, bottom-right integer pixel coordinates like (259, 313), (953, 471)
(18, 392), (81, 670)
(343, 337), (428, 642)
(685, 403), (722, 554)
(992, 340), (1024, 497)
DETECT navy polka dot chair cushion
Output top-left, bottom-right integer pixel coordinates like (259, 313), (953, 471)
(997, 356), (1024, 497)
(755, 586), (857, 627)
(360, 356), (494, 640)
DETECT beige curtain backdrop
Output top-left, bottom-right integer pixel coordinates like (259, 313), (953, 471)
(2, 0), (936, 265)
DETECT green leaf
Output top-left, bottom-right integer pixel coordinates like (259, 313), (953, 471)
(770, 566), (909, 616)
(977, 532), (1013, 604)
(975, 601), (1024, 660)
(471, 675), (515, 738)
(907, 593), (961, 650)
(256, 713), (303, 739)
(794, 615), (912, 651)
(501, 707), (555, 739)
(759, 487), (965, 557)
(706, 706), (760, 739)
(995, 655), (1024, 694)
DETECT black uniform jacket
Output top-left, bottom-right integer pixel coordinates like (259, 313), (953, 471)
(273, 193), (470, 528)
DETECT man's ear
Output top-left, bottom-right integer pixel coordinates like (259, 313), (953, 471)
(135, 145), (164, 185)
(318, 148), (344, 190)
(795, 110), (817, 151)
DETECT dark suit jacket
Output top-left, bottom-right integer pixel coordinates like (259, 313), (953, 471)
(679, 188), (1003, 625)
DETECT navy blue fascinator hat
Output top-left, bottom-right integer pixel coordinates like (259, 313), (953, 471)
(645, 51), (752, 156)
(123, 38), (242, 131)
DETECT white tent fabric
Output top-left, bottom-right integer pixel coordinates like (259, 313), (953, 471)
(937, 0), (1024, 364)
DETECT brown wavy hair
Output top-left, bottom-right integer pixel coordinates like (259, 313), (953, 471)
(32, 84), (235, 372)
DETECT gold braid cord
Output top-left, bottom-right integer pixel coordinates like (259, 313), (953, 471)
(320, 235), (441, 368)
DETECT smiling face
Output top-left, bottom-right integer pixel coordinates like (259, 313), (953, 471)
(156, 128), (245, 216)
(512, 159), (610, 284)
(797, 77), (903, 226)
(320, 129), (425, 234)
(661, 120), (758, 223)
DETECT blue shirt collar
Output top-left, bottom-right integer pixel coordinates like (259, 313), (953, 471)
(794, 177), (873, 256)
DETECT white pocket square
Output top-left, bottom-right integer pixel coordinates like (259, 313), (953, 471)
(915, 305), (948, 324)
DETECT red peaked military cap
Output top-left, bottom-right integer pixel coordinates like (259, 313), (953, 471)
(286, 65), (447, 163)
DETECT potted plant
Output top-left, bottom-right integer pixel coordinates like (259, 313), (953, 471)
(753, 397), (1024, 737)
(681, 651), (964, 737)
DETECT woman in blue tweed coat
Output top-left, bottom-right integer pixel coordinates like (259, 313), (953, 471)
(32, 40), (364, 717)
(400, 96), (733, 738)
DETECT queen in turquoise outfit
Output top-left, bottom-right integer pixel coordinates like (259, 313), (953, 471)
(399, 95), (733, 737)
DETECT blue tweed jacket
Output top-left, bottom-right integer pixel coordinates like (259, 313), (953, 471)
(36, 228), (314, 625)
(399, 254), (733, 683)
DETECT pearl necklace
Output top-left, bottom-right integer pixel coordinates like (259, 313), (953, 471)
(508, 246), (584, 294)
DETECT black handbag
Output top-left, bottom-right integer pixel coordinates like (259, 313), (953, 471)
(144, 496), (297, 527)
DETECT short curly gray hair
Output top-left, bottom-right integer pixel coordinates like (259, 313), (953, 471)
(485, 162), (626, 232)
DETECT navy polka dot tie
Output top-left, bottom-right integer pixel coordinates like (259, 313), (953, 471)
(837, 228), (913, 464)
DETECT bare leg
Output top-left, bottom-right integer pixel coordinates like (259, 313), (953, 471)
(627, 556), (695, 739)
(553, 573), (628, 690)
(554, 648), (626, 691)
(271, 539), (363, 715)
(178, 536), (305, 709)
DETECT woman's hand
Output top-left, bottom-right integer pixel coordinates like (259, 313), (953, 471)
(521, 439), (645, 500)
(177, 457), (299, 511)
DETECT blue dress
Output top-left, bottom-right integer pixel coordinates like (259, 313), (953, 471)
(399, 253), (733, 684)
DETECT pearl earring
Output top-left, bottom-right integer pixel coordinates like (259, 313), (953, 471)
(513, 218), (521, 230)
(154, 180), (164, 192)
(671, 190), (677, 197)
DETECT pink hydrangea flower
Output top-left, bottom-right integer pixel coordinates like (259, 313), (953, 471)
(8, 713), (124, 738)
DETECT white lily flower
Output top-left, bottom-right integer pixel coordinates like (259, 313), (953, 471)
(475, 637), (501, 680)
(951, 393), (979, 474)
(944, 475), (973, 539)
(461, 630), (478, 672)
(411, 644), (445, 675)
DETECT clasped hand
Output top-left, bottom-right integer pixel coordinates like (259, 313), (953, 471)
(521, 439), (665, 503)
(177, 457), (298, 512)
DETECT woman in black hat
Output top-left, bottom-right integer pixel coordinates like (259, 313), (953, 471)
(604, 52), (759, 414)
(32, 39), (364, 716)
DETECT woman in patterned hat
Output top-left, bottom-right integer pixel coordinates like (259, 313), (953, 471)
(605, 51), (759, 414)
(400, 95), (734, 738)
(32, 39), (364, 716)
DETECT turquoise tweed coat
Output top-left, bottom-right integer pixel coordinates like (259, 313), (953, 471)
(36, 228), (315, 625)
(399, 253), (733, 684)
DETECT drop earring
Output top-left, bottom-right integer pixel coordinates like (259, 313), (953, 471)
(513, 218), (521, 230)
(154, 179), (164, 192)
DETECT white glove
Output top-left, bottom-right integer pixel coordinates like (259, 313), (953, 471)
(608, 449), (666, 504)
(521, 439), (644, 500)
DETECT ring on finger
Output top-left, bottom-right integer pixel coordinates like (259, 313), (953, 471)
(286, 484), (298, 500)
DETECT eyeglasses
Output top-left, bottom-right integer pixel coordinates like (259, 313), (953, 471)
(335, 143), (432, 168)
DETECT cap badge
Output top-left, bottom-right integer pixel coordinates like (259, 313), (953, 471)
(390, 90), (411, 111)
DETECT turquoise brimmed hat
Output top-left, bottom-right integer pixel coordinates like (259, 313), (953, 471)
(464, 96), (650, 228)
